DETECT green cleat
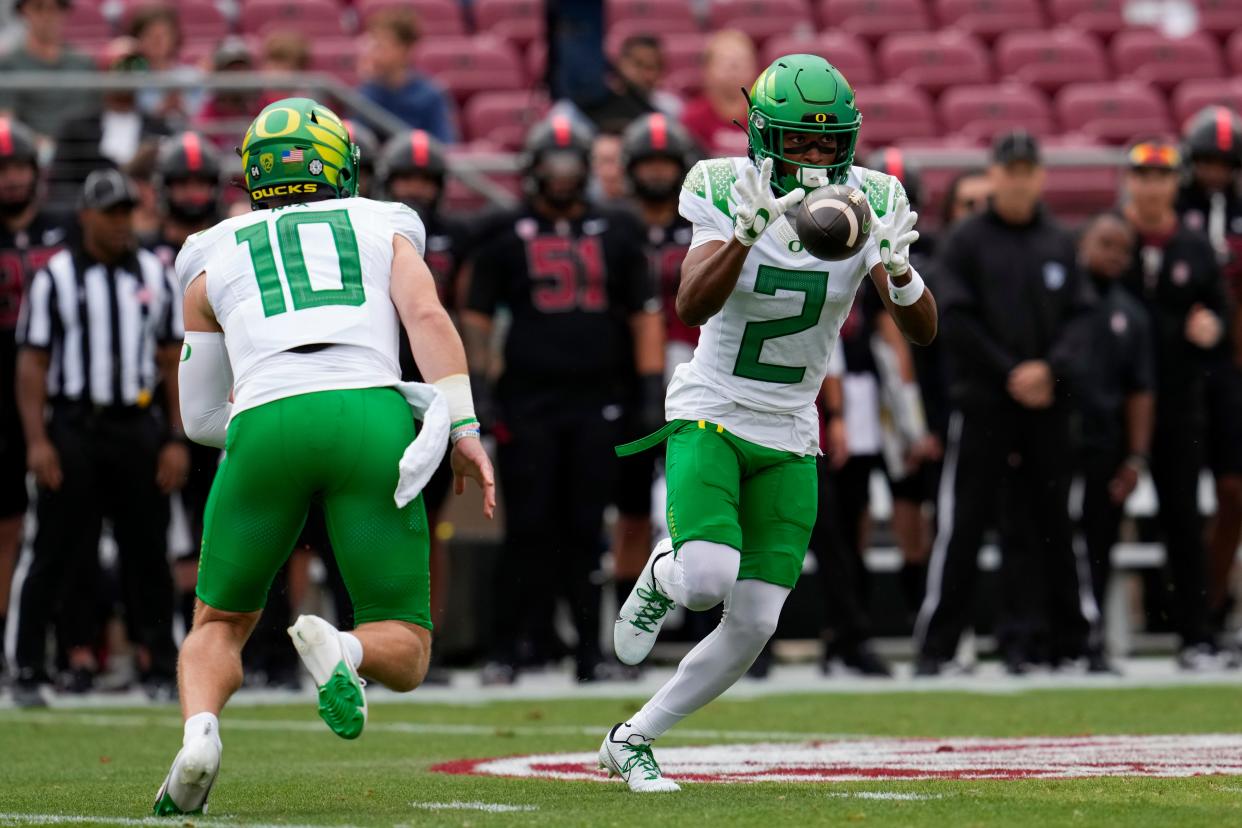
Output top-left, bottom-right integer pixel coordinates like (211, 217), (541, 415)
(289, 614), (368, 739)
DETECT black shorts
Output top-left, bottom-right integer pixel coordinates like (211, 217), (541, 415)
(1206, 361), (1242, 476)
(0, 414), (26, 518)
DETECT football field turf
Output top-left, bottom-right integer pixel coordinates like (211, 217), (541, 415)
(2, 678), (1241, 827)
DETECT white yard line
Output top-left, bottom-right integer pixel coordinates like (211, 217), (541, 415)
(0, 814), (343, 828)
(827, 792), (945, 801)
(410, 802), (537, 813)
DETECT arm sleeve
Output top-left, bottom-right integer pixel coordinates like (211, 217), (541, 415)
(388, 202), (427, 257)
(935, 225), (1020, 383)
(178, 331), (233, 449)
(174, 231), (209, 293)
(15, 267), (55, 349)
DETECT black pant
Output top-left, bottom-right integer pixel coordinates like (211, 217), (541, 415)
(489, 393), (620, 672)
(916, 403), (1087, 663)
(814, 455), (874, 649)
(13, 405), (176, 678)
(1079, 446), (1125, 648)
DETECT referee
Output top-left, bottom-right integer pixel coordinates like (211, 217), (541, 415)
(10, 169), (187, 706)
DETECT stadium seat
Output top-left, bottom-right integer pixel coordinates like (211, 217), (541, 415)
(878, 31), (990, 94)
(64, 3), (113, 39)
(604, 19), (703, 60)
(1046, 0), (1124, 38)
(1195, 0), (1242, 41)
(852, 84), (938, 148)
(474, 0), (544, 49)
(356, 0), (467, 37)
(933, 0), (1045, 43)
(1056, 81), (1170, 145)
(463, 91), (551, 150)
(708, 0), (817, 49)
(994, 29), (1109, 94)
(242, 0), (346, 38)
(443, 146), (521, 213)
(414, 36), (527, 104)
(526, 40), (546, 85)
(1227, 30), (1242, 75)
(1042, 157), (1122, 223)
(761, 32), (876, 85)
(1172, 79), (1242, 130)
(656, 33), (713, 78)
(660, 67), (704, 98)
(309, 39), (360, 86)
(607, 0), (699, 29)
(818, 0), (932, 40)
(1111, 30), (1224, 90)
(123, 1), (231, 41)
(938, 83), (1053, 143)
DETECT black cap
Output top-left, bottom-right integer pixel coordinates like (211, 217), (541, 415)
(81, 168), (139, 210)
(992, 130), (1041, 166)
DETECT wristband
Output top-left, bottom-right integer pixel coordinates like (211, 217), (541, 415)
(450, 427), (481, 444)
(888, 268), (925, 307)
(433, 373), (476, 424)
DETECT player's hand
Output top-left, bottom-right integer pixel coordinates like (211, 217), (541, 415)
(874, 207), (919, 279)
(1185, 304), (1223, 349)
(156, 441), (191, 494)
(1108, 461), (1141, 505)
(1007, 360), (1054, 409)
(827, 416), (849, 470)
(733, 157), (805, 247)
(904, 434), (941, 472)
(27, 438), (62, 491)
(451, 435), (497, 519)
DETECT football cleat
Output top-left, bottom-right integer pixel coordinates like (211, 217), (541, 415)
(614, 538), (676, 666)
(598, 723), (680, 793)
(153, 727), (221, 816)
(288, 614), (368, 740)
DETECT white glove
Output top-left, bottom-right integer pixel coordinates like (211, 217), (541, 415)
(874, 207), (920, 278)
(732, 157), (805, 247)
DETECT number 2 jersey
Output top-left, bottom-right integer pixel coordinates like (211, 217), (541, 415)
(669, 156), (906, 455)
(175, 197), (426, 417)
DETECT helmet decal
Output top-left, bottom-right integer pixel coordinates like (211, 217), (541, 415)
(650, 114), (668, 150)
(183, 132), (203, 172)
(0, 120), (12, 156)
(411, 130), (430, 166)
(1217, 107), (1234, 152)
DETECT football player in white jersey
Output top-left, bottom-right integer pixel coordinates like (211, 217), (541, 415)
(599, 55), (938, 791)
(153, 98), (495, 815)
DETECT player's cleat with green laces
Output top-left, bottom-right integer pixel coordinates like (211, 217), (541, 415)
(152, 723), (221, 816)
(598, 723), (680, 792)
(288, 614), (367, 740)
(614, 538), (677, 666)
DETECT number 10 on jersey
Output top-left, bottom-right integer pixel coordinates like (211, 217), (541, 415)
(236, 209), (365, 317)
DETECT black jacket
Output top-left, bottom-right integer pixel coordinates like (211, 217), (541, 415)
(935, 202), (1093, 408)
(1078, 275), (1156, 453)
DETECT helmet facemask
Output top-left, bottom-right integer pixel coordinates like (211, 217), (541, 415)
(748, 109), (860, 193)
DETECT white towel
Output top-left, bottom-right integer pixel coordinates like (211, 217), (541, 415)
(392, 381), (450, 508)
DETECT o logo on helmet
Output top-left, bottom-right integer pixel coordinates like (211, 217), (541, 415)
(254, 107), (302, 139)
(814, 113), (827, 123)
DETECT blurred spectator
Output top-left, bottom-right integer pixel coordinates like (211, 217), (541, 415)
(916, 131), (1093, 675)
(0, 0), (96, 142)
(1119, 138), (1232, 670)
(195, 38), (261, 149)
(49, 39), (172, 206)
(1176, 106), (1242, 634)
(0, 116), (67, 678)
(356, 9), (455, 143)
(260, 31), (313, 108)
(123, 139), (162, 242)
(589, 131), (626, 203)
(939, 167), (991, 230)
(679, 30), (755, 158)
(580, 34), (681, 133)
(11, 169), (185, 706)
(343, 119), (380, 198)
(462, 115), (661, 685)
(128, 4), (202, 121)
(1074, 213), (1153, 671)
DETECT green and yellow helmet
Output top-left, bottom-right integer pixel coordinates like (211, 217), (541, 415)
(239, 97), (360, 209)
(747, 54), (862, 193)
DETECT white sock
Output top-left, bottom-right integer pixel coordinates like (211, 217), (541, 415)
(184, 712), (220, 747)
(620, 579), (790, 741)
(341, 631), (363, 670)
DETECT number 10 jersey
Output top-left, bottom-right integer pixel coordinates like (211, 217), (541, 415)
(668, 157), (905, 455)
(175, 197), (427, 417)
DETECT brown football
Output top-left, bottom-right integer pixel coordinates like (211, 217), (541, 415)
(794, 184), (873, 262)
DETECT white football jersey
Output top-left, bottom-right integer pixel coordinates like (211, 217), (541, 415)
(667, 156), (907, 455)
(175, 197), (426, 416)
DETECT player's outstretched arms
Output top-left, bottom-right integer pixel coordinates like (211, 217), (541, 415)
(869, 209), (937, 347)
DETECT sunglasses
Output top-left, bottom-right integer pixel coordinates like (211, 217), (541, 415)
(1128, 143), (1181, 169)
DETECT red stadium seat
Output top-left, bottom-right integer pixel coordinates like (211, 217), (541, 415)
(414, 36), (527, 104)
(241, 0), (346, 38)
(444, 146), (521, 213)
(474, 0), (544, 49)
(995, 29), (1109, 94)
(604, 19), (703, 60)
(761, 32), (876, 85)
(657, 33), (712, 78)
(819, 0), (932, 40)
(1056, 82), (1170, 145)
(878, 31), (990, 94)
(1227, 29), (1242, 74)
(1196, 0), (1242, 41)
(64, 3), (113, 39)
(607, 0), (699, 29)
(933, 0), (1045, 43)
(852, 84), (938, 148)
(1046, 0), (1124, 38)
(660, 67), (703, 98)
(124, 1), (231, 41)
(309, 39), (360, 86)
(527, 40), (546, 85)
(709, 0), (816, 48)
(1172, 79), (1242, 130)
(463, 91), (550, 150)
(1111, 30), (1224, 90)
(356, 0), (467, 37)
(939, 83), (1053, 142)
(1042, 156), (1122, 223)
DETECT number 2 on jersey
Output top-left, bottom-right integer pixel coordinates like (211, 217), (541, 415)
(732, 265), (827, 384)
(236, 209), (365, 317)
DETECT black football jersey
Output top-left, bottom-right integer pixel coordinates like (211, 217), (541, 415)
(0, 210), (70, 334)
(399, 210), (470, 382)
(644, 214), (695, 348)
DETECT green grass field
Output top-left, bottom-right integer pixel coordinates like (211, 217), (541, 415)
(2, 685), (1242, 827)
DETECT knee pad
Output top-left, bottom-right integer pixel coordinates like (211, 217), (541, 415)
(678, 541), (740, 611)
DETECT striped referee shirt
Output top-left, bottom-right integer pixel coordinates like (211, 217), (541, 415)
(15, 246), (183, 408)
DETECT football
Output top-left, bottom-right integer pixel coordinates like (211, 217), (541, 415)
(794, 184), (873, 262)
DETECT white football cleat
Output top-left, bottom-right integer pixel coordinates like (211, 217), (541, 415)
(614, 538), (676, 666)
(598, 723), (680, 793)
(288, 614), (368, 739)
(153, 725), (221, 816)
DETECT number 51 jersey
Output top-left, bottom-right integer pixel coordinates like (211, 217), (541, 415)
(175, 197), (427, 416)
(668, 157), (906, 456)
